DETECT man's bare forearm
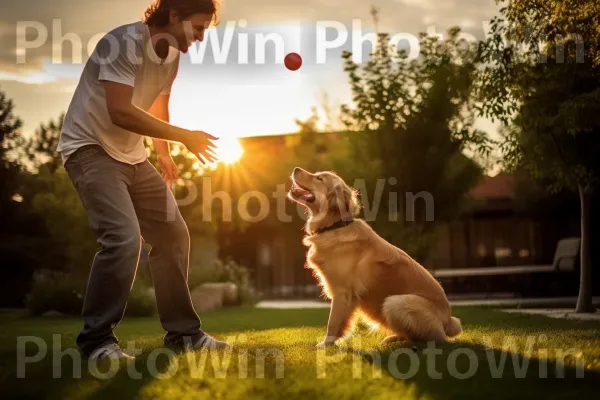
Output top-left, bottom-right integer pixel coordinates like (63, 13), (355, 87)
(148, 100), (172, 157)
(111, 104), (191, 144)
(153, 138), (171, 157)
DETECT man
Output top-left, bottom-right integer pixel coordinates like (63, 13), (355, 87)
(57, 0), (228, 360)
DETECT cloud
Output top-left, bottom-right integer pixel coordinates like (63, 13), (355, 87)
(0, 0), (503, 136)
(0, 0), (501, 75)
(395, 0), (436, 10)
(0, 77), (77, 135)
(0, 0), (150, 73)
(0, 72), (58, 84)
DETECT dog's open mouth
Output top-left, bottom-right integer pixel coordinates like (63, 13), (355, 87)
(291, 182), (316, 203)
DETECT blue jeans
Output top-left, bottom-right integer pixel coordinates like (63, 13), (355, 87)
(64, 144), (203, 356)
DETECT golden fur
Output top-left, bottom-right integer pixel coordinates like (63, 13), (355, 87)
(288, 167), (462, 347)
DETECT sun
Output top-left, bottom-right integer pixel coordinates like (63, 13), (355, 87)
(215, 137), (244, 164)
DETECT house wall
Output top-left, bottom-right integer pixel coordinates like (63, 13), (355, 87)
(424, 213), (579, 271)
(217, 211), (581, 297)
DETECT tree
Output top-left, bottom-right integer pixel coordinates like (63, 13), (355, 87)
(0, 88), (51, 306)
(289, 106), (351, 175)
(26, 113), (64, 173)
(0, 87), (38, 248)
(0, 87), (24, 219)
(478, 0), (600, 312)
(26, 164), (98, 274)
(339, 25), (487, 260)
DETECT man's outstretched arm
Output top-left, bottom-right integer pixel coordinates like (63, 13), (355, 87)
(103, 81), (217, 164)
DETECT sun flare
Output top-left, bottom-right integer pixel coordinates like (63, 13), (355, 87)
(215, 137), (244, 164)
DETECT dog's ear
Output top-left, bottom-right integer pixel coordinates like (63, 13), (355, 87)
(328, 184), (353, 221)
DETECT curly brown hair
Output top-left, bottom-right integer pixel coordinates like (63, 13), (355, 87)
(143, 0), (220, 27)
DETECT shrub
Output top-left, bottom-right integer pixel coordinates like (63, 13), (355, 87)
(237, 285), (259, 306)
(188, 258), (258, 306)
(26, 270), (157, 317)
(25, 270), (84, 316)
(124, 258), (157, 317)
(124, 282), (157, 317)
(25, 259), (255, 317)
(188, 258), (243, 289)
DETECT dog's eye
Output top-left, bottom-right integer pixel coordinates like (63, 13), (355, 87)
(316, 176), (323, 182)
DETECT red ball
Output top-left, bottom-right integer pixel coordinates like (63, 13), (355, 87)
(284, 53), (303, 71)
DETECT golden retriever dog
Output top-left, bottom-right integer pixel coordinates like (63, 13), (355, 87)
(287, 167), (462, 348)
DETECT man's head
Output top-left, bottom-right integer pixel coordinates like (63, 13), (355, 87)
(143, 0), (220, 53)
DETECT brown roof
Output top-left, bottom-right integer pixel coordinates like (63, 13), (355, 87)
(470, 173), (516, 200)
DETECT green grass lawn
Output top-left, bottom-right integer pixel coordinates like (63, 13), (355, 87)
(1, 306), (599, 400)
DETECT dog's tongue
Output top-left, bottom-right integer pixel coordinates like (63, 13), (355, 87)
(293, 187), (315, 202)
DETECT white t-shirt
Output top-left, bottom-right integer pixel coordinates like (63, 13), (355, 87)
(57, 21), (180, 165)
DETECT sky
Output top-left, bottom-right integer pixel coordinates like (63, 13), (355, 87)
(0, 0), (502, 139)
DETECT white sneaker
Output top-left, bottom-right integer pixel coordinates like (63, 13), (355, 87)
(89, 343), (135, 361)
(191, 334), (230, 350)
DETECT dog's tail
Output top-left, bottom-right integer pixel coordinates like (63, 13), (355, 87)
(445, 316), (462, 338)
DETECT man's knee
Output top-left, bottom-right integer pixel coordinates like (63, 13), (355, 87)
(152, 216), (190, 251)
(170, 217), (190, 249)
(99, 225), (142, 258)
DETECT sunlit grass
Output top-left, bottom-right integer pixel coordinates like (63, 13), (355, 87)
(1, 307), (599, 399)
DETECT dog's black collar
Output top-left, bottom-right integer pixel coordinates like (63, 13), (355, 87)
(313, 219), (354, 235)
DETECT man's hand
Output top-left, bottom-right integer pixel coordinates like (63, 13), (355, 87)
(103, 83), (219, 165)
(103, 82), (217, 155)
(182, 131), (219, 164)
(158, 153), (179, 189)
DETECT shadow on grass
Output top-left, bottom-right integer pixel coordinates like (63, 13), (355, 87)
(3, 346), (219, 399)
(196, 307), (329, 334)
(0, 306), (332, 399)
(3, 307), (598, 399)
(353, 339), (599, 400)
(451, 307), (600, 333)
